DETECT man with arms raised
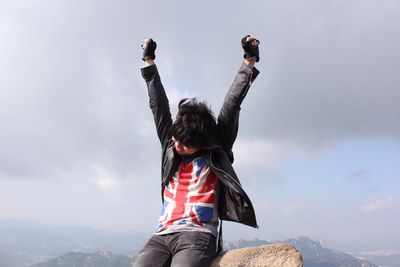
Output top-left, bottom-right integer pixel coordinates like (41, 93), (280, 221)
(134, 35), (260, 267)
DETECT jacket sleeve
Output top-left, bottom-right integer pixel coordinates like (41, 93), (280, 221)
(141, 64), (173, 146)
(217, 63), (260, 158)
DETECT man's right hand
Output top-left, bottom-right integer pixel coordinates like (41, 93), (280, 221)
(141, 38), (157, 65)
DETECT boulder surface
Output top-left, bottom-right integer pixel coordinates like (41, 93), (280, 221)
(210, 243), (303, 267)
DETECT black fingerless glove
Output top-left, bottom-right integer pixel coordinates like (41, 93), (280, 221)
(241, 35), (260, 62)
(142, 39), (157, 61)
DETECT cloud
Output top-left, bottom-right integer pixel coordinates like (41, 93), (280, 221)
(91, 165), (119, 192)
(0, 0), (157, 180)
(233, 139), (296, 169)
(94, 177), (116, 192)
(240, 0), (400, 147)
(1, 0), (400, 251)
(2, 0), (400, 182)
(361, 197), (397, 213)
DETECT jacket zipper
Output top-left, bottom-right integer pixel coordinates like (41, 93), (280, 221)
(209, 151), (243, 190)
(209, 150), (259, 229)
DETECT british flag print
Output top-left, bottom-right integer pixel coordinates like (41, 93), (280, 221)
(156, 157), (219, 232)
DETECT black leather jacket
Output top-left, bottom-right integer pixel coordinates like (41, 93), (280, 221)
(141, 63), (259, 228)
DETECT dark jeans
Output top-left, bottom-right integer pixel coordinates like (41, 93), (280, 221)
(133, 231), (217, 267)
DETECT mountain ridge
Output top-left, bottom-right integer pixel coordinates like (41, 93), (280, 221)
(1, 220), (398, 267)
(224, 237), (378, 267)
(31, 237), (379, 267)
(30, 251), (135, 267)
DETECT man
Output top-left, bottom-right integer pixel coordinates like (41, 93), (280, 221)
(134, 35), (260, 267)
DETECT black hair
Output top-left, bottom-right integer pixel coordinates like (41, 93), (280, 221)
(170, 98), (218, 149)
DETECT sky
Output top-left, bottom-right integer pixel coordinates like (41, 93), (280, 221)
(1, 0), (400, 253)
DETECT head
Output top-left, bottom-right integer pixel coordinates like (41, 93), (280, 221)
(171, 98), (217, 155)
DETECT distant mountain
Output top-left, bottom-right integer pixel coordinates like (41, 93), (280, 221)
(38, 237), (379, 267)
(2, 219), (397, 267)
(0, 220), (145, 267)
(223, 238), (268, 249)
(224, 237), (378, 267)
(283, 237), (378, 267)
(30, 251), (135, 267)
(353, 250), (400, 267)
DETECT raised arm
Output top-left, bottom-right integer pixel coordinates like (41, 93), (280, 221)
(217, 35), (260, 160)
(140, 38), (173, 146)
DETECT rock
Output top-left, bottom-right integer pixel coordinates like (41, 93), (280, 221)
(210, 243), (303, 267)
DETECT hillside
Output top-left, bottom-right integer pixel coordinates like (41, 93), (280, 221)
(31, 251), (135, 267)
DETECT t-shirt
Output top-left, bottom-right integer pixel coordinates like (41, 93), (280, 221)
(154, 156), (219, 236)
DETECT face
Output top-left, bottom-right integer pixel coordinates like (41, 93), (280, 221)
(172, 136), (199, 155)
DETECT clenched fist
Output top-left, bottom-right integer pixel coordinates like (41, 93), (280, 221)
(141, 38), (157, 61)
(241, 35), (260, 62)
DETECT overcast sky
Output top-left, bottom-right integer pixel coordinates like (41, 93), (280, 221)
(1, 0), (400, 253)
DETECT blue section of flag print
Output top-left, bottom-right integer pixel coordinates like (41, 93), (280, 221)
(178, 220), (187, 225)
(194, 205), (213, 223)
(195, 158), (205, 177)
(160, 200), (168, 216)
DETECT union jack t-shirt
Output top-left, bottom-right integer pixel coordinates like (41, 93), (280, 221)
(154, 156), (219, 236)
